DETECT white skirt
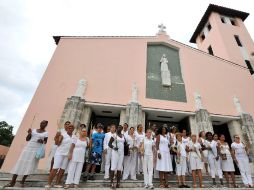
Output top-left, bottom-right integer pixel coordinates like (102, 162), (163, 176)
(11, 141), (41, 175)
(221, 154), (235, 172)
(156, 151), (172, 172)
(189, 156), (203, 170)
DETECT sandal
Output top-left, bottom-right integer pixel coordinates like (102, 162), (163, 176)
(159, 184), (165, 188)
(193, 184), (197, 188)
(3, 183), (15, 188)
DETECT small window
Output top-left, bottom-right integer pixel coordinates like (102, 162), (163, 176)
(245, 60), (254, 75)
(201, 33), (205, 41)
(208, 45), (214, 55)
(234, 35), (242, 47)
(230, 19), (236, 26)
(207, 23), (212, 31)
(221, 17), (225, 23)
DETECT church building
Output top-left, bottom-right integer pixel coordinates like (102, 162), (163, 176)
(2, 4), (254, 172)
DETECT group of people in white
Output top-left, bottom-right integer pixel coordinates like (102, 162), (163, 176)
(3, 120), (253, 189)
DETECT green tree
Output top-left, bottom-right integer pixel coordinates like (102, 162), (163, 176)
(0, 121), (14, 147)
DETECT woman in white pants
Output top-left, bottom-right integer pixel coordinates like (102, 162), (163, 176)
(64, 128), (89, 189)
(46, 124), (74, 188)
(108, 125), (126, 188)
(140, 129), (155, 189)
(135, 124), (145, 174)
(218, 134), (237, 188)
(212, 134), (223, 185)
(156, 125), (173, 188)
(205, 132), (223, 186)
(174, 133), (190, 188)
(123, 127), (138, 180)
(231, 135), (253, 188)
(103, 124), (116, 180)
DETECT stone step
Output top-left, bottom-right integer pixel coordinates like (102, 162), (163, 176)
(0, 178), (251, 189)
(0, 172), (253, 189)
(1, 188), (253, 190)
(0, 172), (247, 180)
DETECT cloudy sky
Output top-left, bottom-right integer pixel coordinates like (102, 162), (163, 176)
(1, 0), (253, 133)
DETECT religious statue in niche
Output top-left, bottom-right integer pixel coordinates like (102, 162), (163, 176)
(160, 54), (171, 87)
(130, 82), (138, 103)
(233, 96), (244, 115)
(194, 92), (203, 111)
(75, 79), (87, 98)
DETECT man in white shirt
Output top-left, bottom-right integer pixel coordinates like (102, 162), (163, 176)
(103, 124), (116, 180)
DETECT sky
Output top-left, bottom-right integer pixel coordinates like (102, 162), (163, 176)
(0, 0), (254, 134)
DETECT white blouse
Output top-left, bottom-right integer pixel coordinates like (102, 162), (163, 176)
(72, 137), (88, 162)
(143, 137), (155, 156)
(55, 132), (75, 156)
(30, 129), (48, 143)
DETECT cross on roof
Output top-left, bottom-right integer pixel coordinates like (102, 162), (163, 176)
(158, 24), (166, 32)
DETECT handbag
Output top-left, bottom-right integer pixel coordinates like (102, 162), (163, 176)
(124, 137), (129, 156)
(221, 153), (227, 160)
(35, 143), (46, 159)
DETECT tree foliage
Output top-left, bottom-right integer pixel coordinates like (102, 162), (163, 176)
(0, 121), (14, 147)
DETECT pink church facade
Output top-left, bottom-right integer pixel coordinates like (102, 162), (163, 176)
(1, 4), (254, 172)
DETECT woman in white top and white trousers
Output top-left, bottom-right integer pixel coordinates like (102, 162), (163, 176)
(103, 124), (116, 180)
(108, 125), (126, 188)
(231, 135), (253, 188)
(64, 128), (89, 189)
(140, 129), (155, 189)
(123, 127), (138, 180)
(135, 124), (145, 175)
(46, 124), (75, 188)
(205, 132), (224, 186)
(4, 120), (48, 188)
(218, 134), (237, 188)
(156, 125), (173, 188)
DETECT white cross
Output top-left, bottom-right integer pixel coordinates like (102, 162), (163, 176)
(158, 23), (166, 32)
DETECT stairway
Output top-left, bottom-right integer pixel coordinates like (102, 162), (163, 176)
(0, 172), (253, 189)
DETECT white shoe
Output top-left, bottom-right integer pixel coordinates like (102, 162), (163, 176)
(149, 185), (154, 189)
(144, 184), (149, 188)
(45, 185), (51, 188)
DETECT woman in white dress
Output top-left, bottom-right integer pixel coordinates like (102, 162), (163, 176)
(46, 124), (74, 188)
(108, 125), (126, 188)
(156, 125), (172, 188)
(140, 129), (155, 189)
(198, 131), (209, 175)
(231, 135), (253, 188)
(123, 126), (138, 180)
(4, 120), (48, 188)
(186, 134), (204, 188)
(217, 134), (238, 188)
(135, 124), (145, 174)
(64, 128), (89, 189)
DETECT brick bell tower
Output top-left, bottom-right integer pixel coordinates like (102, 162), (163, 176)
(190, 4), (254, 77)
